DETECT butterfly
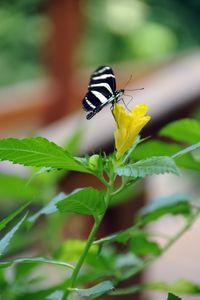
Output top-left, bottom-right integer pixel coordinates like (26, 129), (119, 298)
(82, 65), (124, 120)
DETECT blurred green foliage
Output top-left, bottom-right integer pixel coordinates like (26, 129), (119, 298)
(80, 0), (200, 66)
(0, 0), (46, 87)
(0, 0), (200, 86)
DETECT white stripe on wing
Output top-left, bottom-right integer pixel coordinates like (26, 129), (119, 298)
(85, 98), (96, 109)
(90, 83), (113, 95)
(93, 66), (111, 75)
(91, 90), (108, 103)
(92, 74), (115, 80)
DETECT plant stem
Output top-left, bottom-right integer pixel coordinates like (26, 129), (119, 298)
(62, 185), (113, 300)
(71, 218), (102, 288)
(113, 209), (200, 292)
(61, 217), (103, 300)
(162, 208), (200, 253)
(98, 173), (110, 188)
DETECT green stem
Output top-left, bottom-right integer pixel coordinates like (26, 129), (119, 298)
(94, 210), (200, 299)
(116, 210), (200, 291)
(62, 183), (114, 300)
(110, 177), (126, 196)
(98, 174), (110, 188)
(162, 209), (200, 253)
(71, 218), (102, 288)
(61, 217), (103, 300)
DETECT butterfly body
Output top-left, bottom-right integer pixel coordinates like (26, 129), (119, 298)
(82, 65), (124, 120)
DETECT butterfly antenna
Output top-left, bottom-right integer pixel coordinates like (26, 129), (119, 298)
(125, 87), (144, 91)
(122, 74), (144, 91)
(123, 74), (133, 89)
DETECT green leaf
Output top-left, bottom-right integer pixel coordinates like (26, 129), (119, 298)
(56, 188), (106, 218)
(138, 193), (192, 224)
(116, 156), (179, 178)
(130, 231), (161, 256)
(160, 119), (200, 144)
(0, 137), (89, 173)
(0, 213), (27, 257)
(147, 278), (200, 295)
(15, 261), (39, 280)
(0, 269), (6, 290)
(71, 281), (114, 297)
(112, 253), (143, 281)
(0, 257), (74, 270)
(94, 226), (141, 245)
(33, 166), (65, 188)
(167, 293), (182, 300)
(94, 228), (133, 245)
(172, 142), (200, 159)
(110, 184), (141, 207)
(35, 166), (56, 175)
(132, 140), (200, 170)
(0, 173), (38, 201)
(54, 239), (98, 264)
(12, 289), (63, 300)
(0, 203), (29, 231)
(29, 193), (67, 223)
(46, 290), (64, 300)
(133, 140), (177, 159)
(115, 253), (142, 270)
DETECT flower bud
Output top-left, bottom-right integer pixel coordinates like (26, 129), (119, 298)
(88, 154), (100, 170)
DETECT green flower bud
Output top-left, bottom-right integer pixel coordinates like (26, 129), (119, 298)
(89, 154), (100, 170)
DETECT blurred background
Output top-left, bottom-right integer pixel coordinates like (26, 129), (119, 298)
(0, 1), (200, 299)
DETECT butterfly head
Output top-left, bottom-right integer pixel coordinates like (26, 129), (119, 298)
(114, 89), (124, 101)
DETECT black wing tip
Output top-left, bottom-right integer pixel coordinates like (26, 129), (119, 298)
(82, 97), (92, 112)
(86, 111), (95, 120)
(94, 65), (112, 72)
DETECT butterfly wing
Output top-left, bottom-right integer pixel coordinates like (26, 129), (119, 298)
(89, 65), (116, 94)
(82, 65), (116, 112)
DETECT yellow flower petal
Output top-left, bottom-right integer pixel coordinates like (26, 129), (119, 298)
(113, 103), (151, 160)
(131, 104), (149, 116)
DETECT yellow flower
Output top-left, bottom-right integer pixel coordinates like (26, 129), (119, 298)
(113, 103), (151, 160)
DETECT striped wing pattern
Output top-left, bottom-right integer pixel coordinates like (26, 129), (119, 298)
(82, 66), (116, 112)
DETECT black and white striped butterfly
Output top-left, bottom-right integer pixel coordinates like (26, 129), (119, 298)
(82, 65), (124, 120)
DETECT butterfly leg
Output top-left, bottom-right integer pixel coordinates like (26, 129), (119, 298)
(115, 97), (130, 111)
(121, 97), (132, 111)
(124, 94), (134, 109)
